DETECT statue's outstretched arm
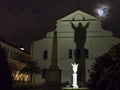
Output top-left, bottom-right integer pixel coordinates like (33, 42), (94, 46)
(71, 22), (77, 30)
(71, 63), (73, 66)
(84, 22), (90, 29)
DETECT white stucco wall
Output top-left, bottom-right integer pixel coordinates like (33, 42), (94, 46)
(31, 10), (120, 84)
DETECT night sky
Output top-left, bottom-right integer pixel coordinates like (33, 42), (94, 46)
(0, 0), (120, 51)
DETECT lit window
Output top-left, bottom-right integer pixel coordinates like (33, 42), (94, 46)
(20, 47), (24, 51)
(19, 45), (24, 51)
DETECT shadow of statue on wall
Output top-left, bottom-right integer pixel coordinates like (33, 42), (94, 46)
(0, 45), (13, 90)
(71, 21), (90, 84)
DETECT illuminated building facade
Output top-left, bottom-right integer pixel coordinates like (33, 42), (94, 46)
(0, 37), (30, 82)
(31, 10), (120, 84)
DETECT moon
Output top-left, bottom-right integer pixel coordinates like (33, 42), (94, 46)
(95, 4), (111, 19)
(97, 7), (109, 17)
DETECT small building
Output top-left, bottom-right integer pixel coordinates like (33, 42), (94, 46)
(0, 36), (30, 82)
(31, 10), (120, 84)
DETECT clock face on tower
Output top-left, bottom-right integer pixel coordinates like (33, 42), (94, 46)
(74, 14), (83, 20)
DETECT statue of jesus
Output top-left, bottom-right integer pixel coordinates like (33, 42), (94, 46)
(71, 63), (79, 73)
(71, 63), (79, 88)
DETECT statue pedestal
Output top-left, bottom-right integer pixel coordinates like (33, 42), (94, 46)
(72, 73), (79, 88)
(44, 68), (61, 90)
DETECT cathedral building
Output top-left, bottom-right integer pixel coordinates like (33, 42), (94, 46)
(31, 10), (120, 84)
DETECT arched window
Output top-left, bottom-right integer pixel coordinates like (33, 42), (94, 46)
(43, 50), (48, 60)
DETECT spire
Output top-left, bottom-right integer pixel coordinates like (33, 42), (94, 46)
(49, 31), (58, 69)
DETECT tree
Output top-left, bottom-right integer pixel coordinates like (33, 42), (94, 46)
(20, 60), (41, 84)
(0, 46), (13, 90)
(87, 43), (120, 90)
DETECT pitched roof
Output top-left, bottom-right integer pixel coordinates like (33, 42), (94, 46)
(0, 36), (30, 54)
(58, 10), (98, 22)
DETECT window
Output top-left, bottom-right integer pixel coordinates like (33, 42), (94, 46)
(10, 50), (13, 59)
(74, 14), (83, 20)
(17, 53), (22, 60)
(43, 50), (48, 60)
(6, 49), (9, 56)
(16, 53), (19, 59)
(13, 51), (16, 59)
(85, 49), (89, 58)
(68, 49), (72, 58)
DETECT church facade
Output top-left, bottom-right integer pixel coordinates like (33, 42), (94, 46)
(31, 10), (120, 84)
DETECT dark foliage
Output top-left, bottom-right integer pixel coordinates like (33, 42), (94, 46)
(0, 45), (13, 90)
(20, 60), (41, 84)
(87, 43), (120, 90)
